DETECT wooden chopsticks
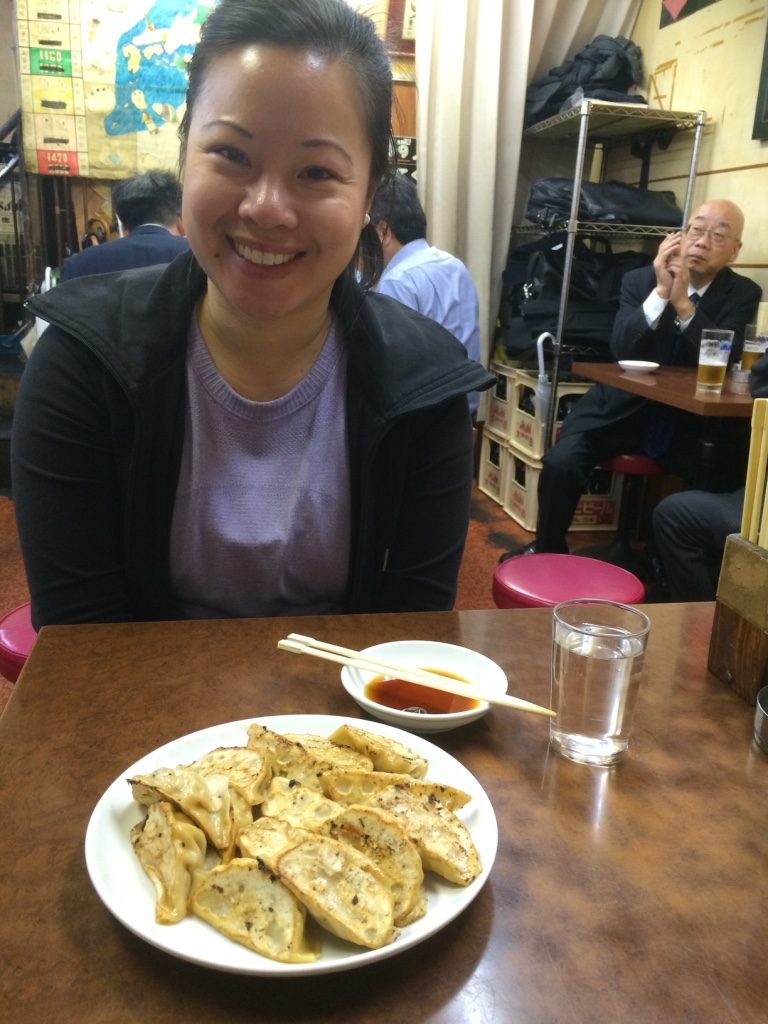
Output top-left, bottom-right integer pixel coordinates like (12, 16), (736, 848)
(741, 398), (768, 545)
(277, 633), (556, 718)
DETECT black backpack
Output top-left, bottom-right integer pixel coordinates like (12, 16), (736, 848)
(497, 232), (651, 360)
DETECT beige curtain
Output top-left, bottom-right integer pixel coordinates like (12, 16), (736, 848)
(414, 0), (642, 402)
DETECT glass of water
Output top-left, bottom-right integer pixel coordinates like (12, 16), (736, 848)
(550, 599), (651, 766)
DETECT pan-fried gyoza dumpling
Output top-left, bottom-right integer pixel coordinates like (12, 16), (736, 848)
(282, 733), (374, 772)
(370, 786), (481, 886)
(130, 800), (207, 923)
(277, 834), (396, 949)
(237, 816), (313, 871)
(186, 746), (271, 806)
(319, 770), (471, 811)
(324, 803), (425, 926)
(128, 767), (233, 850)
(327, 724), (428, 778)
(221, 786), (255, 864)
(190, 858), (319, 963)
(246, 725), (325, 788)
(261, 776), (345, 831)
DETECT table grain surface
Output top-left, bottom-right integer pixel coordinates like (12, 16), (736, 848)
(1, 604), (767, 1024)
(572, 361), (754, 417)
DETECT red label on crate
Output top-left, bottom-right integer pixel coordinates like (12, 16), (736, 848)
(489, 406), (508, 431)
(574, 498), (618, 527)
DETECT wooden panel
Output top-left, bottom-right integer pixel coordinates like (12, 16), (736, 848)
(392, 81), (416, 137)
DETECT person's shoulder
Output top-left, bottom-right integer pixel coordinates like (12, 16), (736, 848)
(622, 263), (655, 286)
(716, 265), (762, 297)
(60, 245), (108, 279)
(362, 290), (456, 346)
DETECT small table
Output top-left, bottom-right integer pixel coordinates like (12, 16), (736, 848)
(572, 361), (753, 490)
(2, 605), (768, 1023)
(571, 361), (753, 417)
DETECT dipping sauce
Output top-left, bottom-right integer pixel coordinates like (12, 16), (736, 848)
(364, 668), (480, 714)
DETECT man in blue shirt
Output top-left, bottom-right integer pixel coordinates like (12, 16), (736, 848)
(60, 171), (189, 281)
(370, 174), (481, 414)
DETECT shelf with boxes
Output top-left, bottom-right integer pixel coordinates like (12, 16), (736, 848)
(479, 362), (621, 533)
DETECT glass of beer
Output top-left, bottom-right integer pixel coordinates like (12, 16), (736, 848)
(741, 324), (768, 372)
(697, 329), (733, 393)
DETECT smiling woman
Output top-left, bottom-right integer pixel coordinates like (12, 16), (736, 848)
(13, 0), (495, 631)
(180, 45), (374, 392)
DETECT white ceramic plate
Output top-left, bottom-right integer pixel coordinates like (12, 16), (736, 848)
(341, 640), (508, 734)
(618, 359), (660, 374)
(84, 714), (498, 976)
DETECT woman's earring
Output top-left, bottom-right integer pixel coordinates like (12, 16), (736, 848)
(363, 213), (370, 228)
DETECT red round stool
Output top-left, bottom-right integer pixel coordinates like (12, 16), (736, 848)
(0, 601), (37, 683)
(492, 554), (646, 609)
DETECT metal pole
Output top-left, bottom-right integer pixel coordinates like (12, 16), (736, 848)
(544, 99), (592, 451)
(680, 110), (705, 224)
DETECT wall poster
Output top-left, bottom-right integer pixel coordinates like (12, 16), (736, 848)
(18, 0), (213, 179)
(18, 0), (416, 180)
(660, 0), (721, 28)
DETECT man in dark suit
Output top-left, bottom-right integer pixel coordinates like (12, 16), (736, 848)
(652, 350), (768, 600)
(507, 198), (761, 555)
(60, 171), (189, 281)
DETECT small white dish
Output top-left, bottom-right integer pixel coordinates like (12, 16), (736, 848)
(618, 360), (660, 374)
(340, 640), (508, 733)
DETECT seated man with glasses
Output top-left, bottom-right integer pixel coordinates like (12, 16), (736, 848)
(501, 198), (761, 559)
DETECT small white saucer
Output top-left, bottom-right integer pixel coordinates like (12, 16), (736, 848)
(618, 360), (660, 374)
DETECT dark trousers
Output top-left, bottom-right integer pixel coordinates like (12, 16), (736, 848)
(534, 408), (703, 553)
(652, 487), (744, 601)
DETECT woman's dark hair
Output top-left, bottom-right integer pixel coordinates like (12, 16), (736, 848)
(178, 0), (393, 289)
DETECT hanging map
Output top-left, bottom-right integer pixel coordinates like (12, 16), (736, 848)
(18, 0), (214, 178)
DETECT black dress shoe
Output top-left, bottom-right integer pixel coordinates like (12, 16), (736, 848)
(498, 542), (537, 564)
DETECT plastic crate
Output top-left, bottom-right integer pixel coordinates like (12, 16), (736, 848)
(485, 362), (518, 441)
(502, 444), (621, 533)
(510, 370), (592, 459)
(477, 426), (510, 505)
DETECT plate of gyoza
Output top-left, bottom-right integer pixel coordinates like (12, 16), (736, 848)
(85, 714), (498, 976)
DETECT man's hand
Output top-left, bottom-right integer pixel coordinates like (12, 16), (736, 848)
(653, 231), (683, 299)
(654, 231), (695, 321)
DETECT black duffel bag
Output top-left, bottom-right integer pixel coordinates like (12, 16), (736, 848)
(525, 178), (683, 228)
(497, 232), (651, 357)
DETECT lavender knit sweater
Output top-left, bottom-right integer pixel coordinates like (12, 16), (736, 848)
(169, 318), (350, 618)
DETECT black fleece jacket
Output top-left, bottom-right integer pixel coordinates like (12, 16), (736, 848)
(15, 252), (495, 628)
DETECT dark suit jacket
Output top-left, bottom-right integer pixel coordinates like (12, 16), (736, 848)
(59, 225), (190, 281)
(561, 264), (762, 435)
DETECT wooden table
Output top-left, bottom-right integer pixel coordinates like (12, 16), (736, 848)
(571, 361), (754, 417)
(2, 605), (767, 1024)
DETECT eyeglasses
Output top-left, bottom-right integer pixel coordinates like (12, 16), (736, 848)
(684, 223), (736, 248)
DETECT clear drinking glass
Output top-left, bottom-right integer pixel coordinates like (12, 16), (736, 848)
(550, 599), (651, 766)
(741, 324), (768, 372)
(696, 329), (734, 393)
